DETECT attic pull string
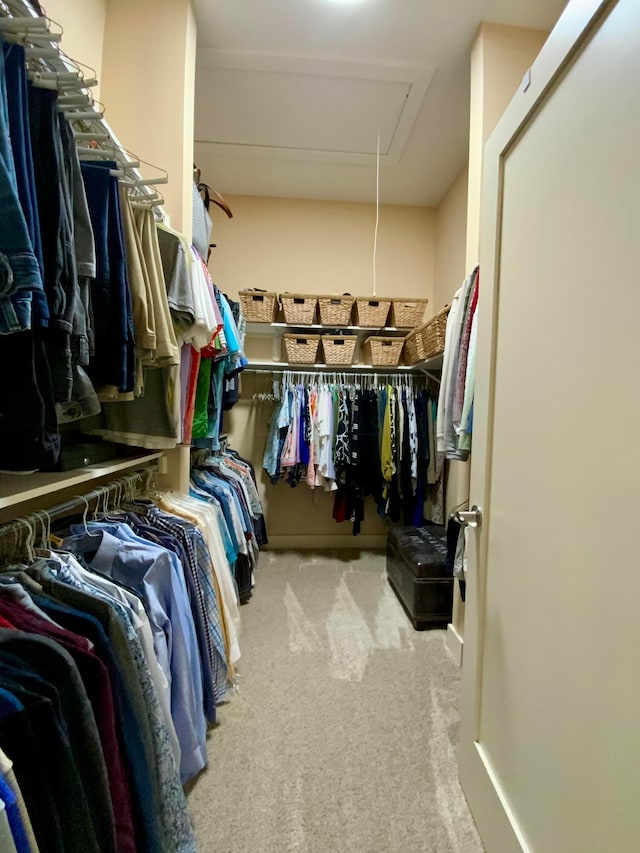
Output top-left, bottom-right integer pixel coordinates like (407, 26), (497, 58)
(372, 127), (380, 297)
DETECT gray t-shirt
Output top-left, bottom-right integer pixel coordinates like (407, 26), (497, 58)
(156, 225), (194, 331)
(192, 182), (212, 261)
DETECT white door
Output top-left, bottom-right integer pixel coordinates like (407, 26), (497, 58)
(459, 1), (640, 851)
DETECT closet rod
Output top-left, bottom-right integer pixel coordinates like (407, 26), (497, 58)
(49, 468), (155, 519)
(0, 463), (159, 539)
(243, 368), (417, 378)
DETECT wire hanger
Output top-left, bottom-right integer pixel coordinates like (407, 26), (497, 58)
(122, 150), (169, 189)
(19, 516), (36, 564)
(77, 494), (101, 539)
(32, 508), (52, 553)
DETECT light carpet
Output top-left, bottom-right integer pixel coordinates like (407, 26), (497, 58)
(188, 550), (484, 853)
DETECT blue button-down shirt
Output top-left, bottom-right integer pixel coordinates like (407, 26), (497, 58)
(66, 523), (207, 783)
(143, 508), (228, 709)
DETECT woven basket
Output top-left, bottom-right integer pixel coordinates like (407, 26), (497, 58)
(283, 333), (320, 364)
(389, 297), (429, 329)
(404, 306), (450, 364)
(362, 336), (404, 367)
(403, 327), (427, 365)
(321, 335), (358, 365)
(354, 297), (391, 328)
(280, 293), (318, 325)
(317, 295), (354, 326)
(420, 306), (450, 360)
(239, 290), (277, 323)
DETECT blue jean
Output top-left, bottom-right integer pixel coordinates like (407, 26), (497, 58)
(81, 161), (135, 393)
(0, 44), (43, 334)
(2, 42), (49, 328)
(28, 84), (80, 401)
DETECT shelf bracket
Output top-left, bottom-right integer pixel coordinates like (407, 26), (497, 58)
(272, 329), (282, 362)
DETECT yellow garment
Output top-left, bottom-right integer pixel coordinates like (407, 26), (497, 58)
(381, 384), (395, 484)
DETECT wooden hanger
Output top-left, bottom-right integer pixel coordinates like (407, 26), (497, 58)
(193, 163), (233, 219)
(199, 182), (233, 219)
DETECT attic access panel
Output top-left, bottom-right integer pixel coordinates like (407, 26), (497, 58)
(195, 51), (434, 166)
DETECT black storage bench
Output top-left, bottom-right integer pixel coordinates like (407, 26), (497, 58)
(386, 525), (453, 630)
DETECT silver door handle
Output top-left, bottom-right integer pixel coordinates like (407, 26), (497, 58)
(456, 505), (482, 528)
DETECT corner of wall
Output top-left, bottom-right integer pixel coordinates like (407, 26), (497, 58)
(433, 164), (469, 311)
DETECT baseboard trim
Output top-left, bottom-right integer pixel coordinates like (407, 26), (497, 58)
(264, 534), (387, 551)
(446, 622), (464, 666)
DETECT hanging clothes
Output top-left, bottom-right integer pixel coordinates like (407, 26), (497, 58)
(0, 457), (267, 853)
(437, 266), (479, 461)
(263, 374), (441, 534)
(191, 284), (247, 453)
(0, 38), (250, 468)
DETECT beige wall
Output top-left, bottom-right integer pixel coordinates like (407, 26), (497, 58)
(434, 165), (468, 310)
(466, 23), (549, 270)
(101, 0), (197, 234)
(210, 195), (435, 305)
(44, 0), (107, 100)
(210, 195), (436, 548)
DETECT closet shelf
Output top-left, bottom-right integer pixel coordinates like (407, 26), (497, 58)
(410, 353), (444, 374)
(0, 451), (164, 512)
(247, 322), (413, 363)
(244, 355), (444, 374)
(245, 360), (414, 372)
(246, 322), (413, 336)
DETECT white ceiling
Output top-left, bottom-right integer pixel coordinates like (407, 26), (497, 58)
(193, 0), (567, 207)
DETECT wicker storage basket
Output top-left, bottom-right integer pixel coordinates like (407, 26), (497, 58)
(239, 290), (277, 323)
(283, 333), (320, 364)
(362, 336), (404, 367)
(420, 306), (450, 360)
(321, 335), (358, 365)
(389, 297), (429, 329)
(403, 327), (427, 365)
(317, 295), (354, 326)
(280, 293), (318, 325)
(404, 306), (450, 364)
(354, 297), (391, 328)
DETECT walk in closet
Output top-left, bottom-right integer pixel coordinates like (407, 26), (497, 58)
(1, 0), (636, 851)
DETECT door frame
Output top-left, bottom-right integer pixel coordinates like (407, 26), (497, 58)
(458, 1), (617, 850)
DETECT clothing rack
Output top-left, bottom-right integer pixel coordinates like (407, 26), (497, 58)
(0, 0), (166, 207)
(244, 365), (414, 375)
(190, 434), (230, 467)
(246, 367), (426, 387)
(0, 464), (158, 560)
